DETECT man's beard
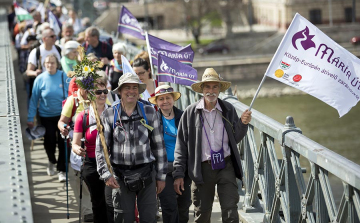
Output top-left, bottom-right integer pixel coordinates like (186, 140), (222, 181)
(204, 93), (218, 103)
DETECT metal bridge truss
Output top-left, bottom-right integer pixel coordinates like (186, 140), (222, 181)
(172, 83), (360, 223)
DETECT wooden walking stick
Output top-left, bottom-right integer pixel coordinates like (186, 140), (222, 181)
(91, 100), (113, 174)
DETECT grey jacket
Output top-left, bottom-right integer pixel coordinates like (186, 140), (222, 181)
(173, 98), (248, 184)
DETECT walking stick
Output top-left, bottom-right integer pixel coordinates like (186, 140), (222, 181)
(62, 124), (70, 219)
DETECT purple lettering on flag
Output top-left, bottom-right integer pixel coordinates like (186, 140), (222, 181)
(118, 6), (145, 40)
(157, 54), (197, 86)
(148, 34), (194, 67)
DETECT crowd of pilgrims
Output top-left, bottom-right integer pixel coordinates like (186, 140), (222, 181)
(8, 3), (252, 223)
(9, 4), (188, 223)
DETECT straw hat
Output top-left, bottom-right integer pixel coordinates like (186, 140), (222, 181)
(148, 85), (181, 105)
(113, 72), (147, 94)
(191, 68), (231, 93)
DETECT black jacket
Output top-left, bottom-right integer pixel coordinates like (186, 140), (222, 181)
(157, 106), (183, 129)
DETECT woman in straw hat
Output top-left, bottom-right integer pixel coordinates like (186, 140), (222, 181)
(148, 85), (191, 223)
(173, 68), (252, 222)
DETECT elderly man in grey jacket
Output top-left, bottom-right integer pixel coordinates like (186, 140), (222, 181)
(173, 68), (252, 222)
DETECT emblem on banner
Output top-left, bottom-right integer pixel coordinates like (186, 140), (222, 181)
(160, 60), (169, 72)
(293, 74), (302, 82)
(280, 61), (291, 70)
(274, 69), (284, 78)
(292, 26), (316, 51)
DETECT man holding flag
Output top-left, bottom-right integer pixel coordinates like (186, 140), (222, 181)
(173, 68), (252, 222)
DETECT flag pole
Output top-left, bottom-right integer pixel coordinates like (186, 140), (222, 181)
(249, 74), (267, 111)
(145, 31), (156, 82)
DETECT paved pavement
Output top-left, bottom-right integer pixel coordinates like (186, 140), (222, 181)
(12, 48), (225, 222)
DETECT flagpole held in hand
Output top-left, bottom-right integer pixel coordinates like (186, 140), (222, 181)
(249, 75), (267, 111)
(61, 124), (70, 219)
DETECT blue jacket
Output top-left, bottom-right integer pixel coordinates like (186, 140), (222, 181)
(27, 70), (70, 122)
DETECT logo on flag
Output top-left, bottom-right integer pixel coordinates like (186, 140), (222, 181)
(280, 61), (291, 70)
(118, 6), (145, 40)
(157, 54), (197, 86)
(148, 34), (194, 67)
(292, 26), (316, 51)
(265, 13), (360, 117)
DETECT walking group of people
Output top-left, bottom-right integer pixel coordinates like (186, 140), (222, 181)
(9, 3), (252, 223)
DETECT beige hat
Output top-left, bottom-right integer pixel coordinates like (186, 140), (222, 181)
(113, 72), (147, 94)
(191, 68), (231, 93)
(148, 85), (181, 105)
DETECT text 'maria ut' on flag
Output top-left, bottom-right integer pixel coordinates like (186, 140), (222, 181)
(118, 6), (145, 40)
(157, 54), (197, 86)
(148, 34), (194, 68)
(265, 13), (360, 117)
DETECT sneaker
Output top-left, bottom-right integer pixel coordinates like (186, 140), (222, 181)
(58, 172), (66, 182)
(46, 162), (56, 176)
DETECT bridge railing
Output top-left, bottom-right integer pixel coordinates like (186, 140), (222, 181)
(0, 8), (33, 223)
(171, 83), (360, 223)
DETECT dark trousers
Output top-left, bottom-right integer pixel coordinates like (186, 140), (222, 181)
(113, 169), (157, 223)
(192, 158), (239, 223)
(105, 184), (115, 223)
(159, 173), (191, 223)
(40, 116), (67, 172)
(83, 159), (109, 223)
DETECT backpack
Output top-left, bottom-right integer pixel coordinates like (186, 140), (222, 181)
(35, 45), (62, 70)
(61, 92), (79, 129)
(112, 100), (153, 132)
(82, 109), (97, 143)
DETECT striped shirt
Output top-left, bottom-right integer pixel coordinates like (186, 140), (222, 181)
(95, 101), (167, 181)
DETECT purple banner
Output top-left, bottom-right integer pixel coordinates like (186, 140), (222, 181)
(118, 6), (145, 40)
(148, 34), (194, 67)
(157, 54), (197, 86)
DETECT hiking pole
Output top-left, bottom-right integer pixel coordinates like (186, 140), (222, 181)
(62, 124), (70, 219)
(79, 137), (85, 223)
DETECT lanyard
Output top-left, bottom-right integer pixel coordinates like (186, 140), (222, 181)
(200, 113), (225, 151)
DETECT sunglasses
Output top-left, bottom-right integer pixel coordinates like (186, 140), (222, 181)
(156, 87), (174, 95)
(47, 35), (56, 38)
(95, 89), (109, 95)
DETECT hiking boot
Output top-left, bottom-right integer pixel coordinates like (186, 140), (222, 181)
(58, 171), (66, 182)
(46, 162), (56, 176)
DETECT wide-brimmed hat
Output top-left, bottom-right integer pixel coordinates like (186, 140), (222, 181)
(113, 72), (147, 94)
(191, 68), (231, 93)
(148, 85), (181, 105)
(25, 125), (46, 140)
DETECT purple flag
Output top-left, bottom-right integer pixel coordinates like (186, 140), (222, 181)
(118, 6), (145, 40)
(157, 54), (197, 86)
(148, 34), (194, 67)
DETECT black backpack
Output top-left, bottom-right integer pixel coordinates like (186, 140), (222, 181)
(35, 45), (62, 70)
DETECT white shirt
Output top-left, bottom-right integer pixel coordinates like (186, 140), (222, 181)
(28, 44), (62, 71)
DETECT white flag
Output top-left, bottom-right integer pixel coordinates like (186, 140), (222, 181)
(48, 11), (61, 36)
(265, 13), (360, 117)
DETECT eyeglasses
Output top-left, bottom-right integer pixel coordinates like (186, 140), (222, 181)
(47, 35), (56, 39)
(156, 87), (174, 95)
(95, 89), (109, 95)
